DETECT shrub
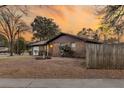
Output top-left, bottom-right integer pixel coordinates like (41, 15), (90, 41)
(59, 45), (74, 57)
(39, 50), (47, 56)
(14, 37), (26, 55)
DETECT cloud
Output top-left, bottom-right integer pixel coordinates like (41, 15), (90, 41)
(12, 5), (101, 41)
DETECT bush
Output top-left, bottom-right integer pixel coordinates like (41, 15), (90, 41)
(59, 45), (74, 57)
(37, 50), (51, 59)
(14, 37), (26, 55)
(28, 50), (32, 55)
(39, 50), (47, 56)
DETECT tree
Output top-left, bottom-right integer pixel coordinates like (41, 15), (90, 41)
(0, 5), (6, 8)
(77, 28), (87, 37)
(31, 16), (60, 41)
(0, 7), (29, 56)
(96, 26), (116, 42)
(77, 28), (99, 40)
(14, 37), (26, 55)
(101, 5), (124, 42)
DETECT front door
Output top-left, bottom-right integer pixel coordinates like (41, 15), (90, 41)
(33, 46), (39, 56)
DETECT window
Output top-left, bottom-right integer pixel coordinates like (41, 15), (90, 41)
(71, 43), (76, 48)
(60, 43), (65, 47)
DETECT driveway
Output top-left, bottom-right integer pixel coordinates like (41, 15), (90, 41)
(0, 79), (124, 88)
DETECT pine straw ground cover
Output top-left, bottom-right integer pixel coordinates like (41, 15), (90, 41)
(0, 56), (124, 79)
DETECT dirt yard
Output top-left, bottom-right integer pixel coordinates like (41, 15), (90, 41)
(0, 55), (124, 79)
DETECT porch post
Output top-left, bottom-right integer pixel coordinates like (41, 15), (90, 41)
(46, 45), (49, 56)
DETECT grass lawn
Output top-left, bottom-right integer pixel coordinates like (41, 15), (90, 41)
(0, 55), (124, 79)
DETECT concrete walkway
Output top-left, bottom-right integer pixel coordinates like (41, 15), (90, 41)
(0, 79), (124, 88)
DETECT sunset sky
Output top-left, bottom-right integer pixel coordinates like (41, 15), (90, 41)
(11, 5), (102, 41)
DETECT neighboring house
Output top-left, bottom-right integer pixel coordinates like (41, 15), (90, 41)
(29, 33), (92, 58)
(0, 41), (8, 54)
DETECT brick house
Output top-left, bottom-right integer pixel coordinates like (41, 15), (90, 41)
(30, 33), (91, 58)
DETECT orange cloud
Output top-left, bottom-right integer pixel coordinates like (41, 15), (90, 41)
(20, 5), (101, 41)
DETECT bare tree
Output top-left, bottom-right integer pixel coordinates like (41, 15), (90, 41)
(0, 7), (29, 56)
(0, 5), (6, 8)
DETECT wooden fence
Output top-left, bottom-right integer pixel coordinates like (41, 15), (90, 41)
(86, 43), (124, 69)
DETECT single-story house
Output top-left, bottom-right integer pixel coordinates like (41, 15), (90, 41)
(29, 33), (93, 58)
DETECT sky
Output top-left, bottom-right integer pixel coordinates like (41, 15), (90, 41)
(11, 5), (102, 41)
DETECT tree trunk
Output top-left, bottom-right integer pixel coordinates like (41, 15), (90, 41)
(10, 40), (14, 56)
(17, 31), (20, 55)
(118, 33), (120, 43)
(104, 34), (107, 43)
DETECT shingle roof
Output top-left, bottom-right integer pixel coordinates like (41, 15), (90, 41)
(47, 32), (92, 43)
(29, 32), (100, 46)
(29, 40), (48, 46)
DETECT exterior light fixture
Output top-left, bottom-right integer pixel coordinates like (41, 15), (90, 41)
(50, 44), (53, 48)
